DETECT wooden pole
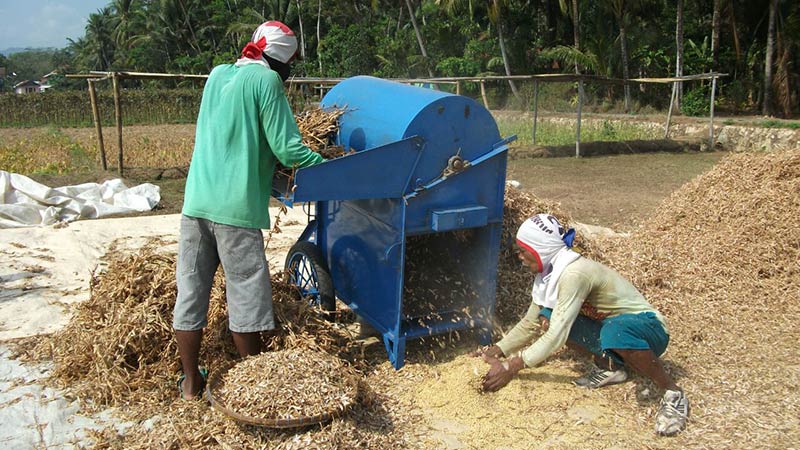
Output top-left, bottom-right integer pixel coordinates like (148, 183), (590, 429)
(456, 81), (461, 96)
(87, 79), (107, 170)
(709, 75), (717, 150)
(532, 80), (539, 145)
(112, 73), (124, 177)
(665, 81), (677, 138)
(576, 80), (583, 157)
(480, 80), (489, 109)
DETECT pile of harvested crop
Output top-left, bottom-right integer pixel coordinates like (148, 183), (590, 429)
(211, 348), (358, 424)
(24, 239), (357, 412)
(274, 107), (350, 189)
(295, 107), (346, 155)
(25, 239), (233, 408)
(594, 149), (800, 448)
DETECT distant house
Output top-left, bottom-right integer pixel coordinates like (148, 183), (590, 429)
(14, 80), (42, 94)
(38, 70), (57, 92)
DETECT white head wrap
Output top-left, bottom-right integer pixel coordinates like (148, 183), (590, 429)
(235, 21), (299, 68)
(516, 214), (580, 309)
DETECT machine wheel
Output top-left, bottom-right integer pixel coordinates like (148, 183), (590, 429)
(284, 240), (336, 314)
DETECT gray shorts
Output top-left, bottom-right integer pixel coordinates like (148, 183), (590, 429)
(173, 215), (274, 333)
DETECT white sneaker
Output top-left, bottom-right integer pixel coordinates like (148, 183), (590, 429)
(655, 389), (689, 436)
(573, 365), (628, 389)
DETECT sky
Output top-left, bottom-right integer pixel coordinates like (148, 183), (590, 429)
(0, 0), (111, 52)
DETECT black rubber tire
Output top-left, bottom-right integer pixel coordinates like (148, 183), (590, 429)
(284, 240), (336, 314)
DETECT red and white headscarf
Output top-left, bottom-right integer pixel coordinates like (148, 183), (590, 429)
(236, 21), (299, 68)
(516, 214), (580, 309)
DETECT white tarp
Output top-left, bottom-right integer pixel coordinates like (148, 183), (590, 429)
(0, 171), (161, 228)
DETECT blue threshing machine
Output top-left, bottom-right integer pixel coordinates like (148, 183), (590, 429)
(274, 76), (515, 369)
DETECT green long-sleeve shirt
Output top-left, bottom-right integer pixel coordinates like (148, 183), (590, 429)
(496, 257), (668, 368)
(182, 64), (324, 229)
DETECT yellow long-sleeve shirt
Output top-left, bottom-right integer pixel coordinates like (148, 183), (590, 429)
(496, 257), (667, 368)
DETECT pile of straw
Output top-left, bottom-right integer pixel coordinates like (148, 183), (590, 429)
(595, 149), (800, 448)
(26, 239), (358, 412)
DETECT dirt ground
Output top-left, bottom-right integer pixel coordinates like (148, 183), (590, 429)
(508, 150), (726, 231)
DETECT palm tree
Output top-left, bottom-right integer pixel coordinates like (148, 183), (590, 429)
(558, 0), (585, 103)
(84, 7), (116, 70)
(711, 0), (721, 69)
(605, 0), (633, 112)
(763, 0), (777, 116)
(674, 0), (684, 111)
(404, 0), (436, 79)
(436, 0), (520, 99)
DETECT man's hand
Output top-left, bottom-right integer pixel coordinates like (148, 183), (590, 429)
(481, 354), (524, 392)
(470, 344), (504, 358)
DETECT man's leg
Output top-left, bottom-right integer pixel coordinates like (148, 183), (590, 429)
(600, 313), (688, 436)
(174, 216), (218, 399)
(232, 331), (262, 357)
(216, 224), (274, 357)
(538, 309), (627, 387)
(614, 348), (678, 391)
(176, 329), (204, 398)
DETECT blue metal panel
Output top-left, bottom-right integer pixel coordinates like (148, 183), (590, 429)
(431, 206), (488, 231)
(292, 136), (425, 203)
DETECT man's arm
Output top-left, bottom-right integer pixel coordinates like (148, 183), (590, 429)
(259, 72), (324, 168)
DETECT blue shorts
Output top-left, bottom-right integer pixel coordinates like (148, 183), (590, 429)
(173, 215), (274, 333)
(539, 308), (669, 365)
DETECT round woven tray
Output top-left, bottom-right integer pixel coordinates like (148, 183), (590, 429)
(206, 360), (359, 429)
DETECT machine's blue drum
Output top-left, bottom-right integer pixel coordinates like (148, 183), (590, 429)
(320, 76), (502, 187)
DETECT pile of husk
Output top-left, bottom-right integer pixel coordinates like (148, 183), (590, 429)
(493, 186), (602, 327)
(590, 148), (800, 448)
(212, 348), (358, 423)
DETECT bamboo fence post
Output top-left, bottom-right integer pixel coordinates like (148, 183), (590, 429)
(87, 79), (107, 170)
(709, 75), (717, 150)
(480, 80), (489, 109)
(112, 72), (124, 177)
(576, 80), (584, 157)
(665, 81), (677, 138)
(532, 80), (539, 145)
(456, 81), (461, 96)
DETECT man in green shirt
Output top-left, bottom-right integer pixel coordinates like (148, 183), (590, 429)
(173, 21), (324, 400)
(477, 214), (689, 436)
